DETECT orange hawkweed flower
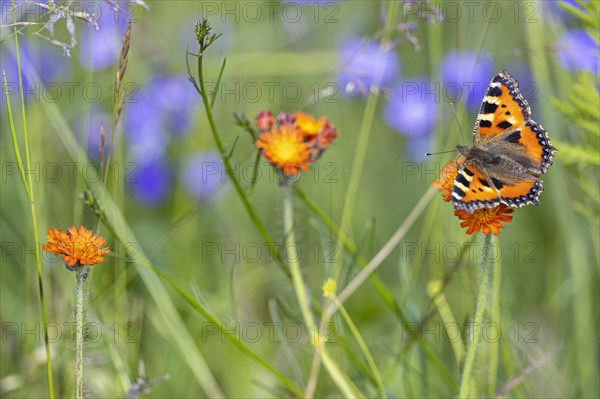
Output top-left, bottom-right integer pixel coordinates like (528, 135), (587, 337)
(293, 112), (339, 150)
(293, 112), (327, 138)
(454, 204), (514, 236)
(255, 110), (275, 131)
(43, 226), (110, 268)
(432, 157), (465, 202)
(255, 124), (314, 176)
(315, 123), (339, 151)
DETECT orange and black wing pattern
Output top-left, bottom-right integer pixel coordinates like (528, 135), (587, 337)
(501, 120), (556, 174)
(452, 163), (502, 212)
(496, 176), (543, 208)
(452, 162), (543, 213)
(453, 70), (556, 213)
(473, 70), (531, 142)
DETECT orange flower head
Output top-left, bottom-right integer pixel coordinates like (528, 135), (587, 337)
(454, 204), (514, 236)
(432, 157), (465, 202)
(293, 112), (327, 138)
(255, 110), (275, 131)
(255, 124), (314, 176)
(42, 226), (110, 268)
(316, 123), (339, 150)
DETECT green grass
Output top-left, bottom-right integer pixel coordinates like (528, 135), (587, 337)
(1, 1), (599, 398)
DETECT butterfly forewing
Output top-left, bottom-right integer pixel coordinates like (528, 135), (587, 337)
(474, 71), (531, 143)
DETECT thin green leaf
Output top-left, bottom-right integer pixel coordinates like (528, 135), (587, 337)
(210, 58), (227, 108)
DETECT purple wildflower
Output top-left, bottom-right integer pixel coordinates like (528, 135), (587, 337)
(438, 51), (494, 112)
(181, 152), (225, 201)
(0, 41), (68, 106)
(124, 75), (198, 147)
(338, 37), (400, 96)
(128, 159), (171, 206)
(78, 0), (130, 70)
(555, 29), (599, 73)
(384, 78), (438, 138)
(79, 106), (111, 161)
(384, 78), (439, 161)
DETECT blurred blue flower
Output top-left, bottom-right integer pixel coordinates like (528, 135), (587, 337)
(438, 51), (494, 112)
(384, 78), (438, 137)
(181, 152), (225, 201)
(122, 74), (199, 206)
(128, 131), (169, 165)
(125, 75), (198, 151)
(79, 106), (111, 161)
(338, 38), (400, 96)
(152, 76), (199, 135)
(543, 0), (587, 22)
(0, 41), (68, 107)
(384, 78), (439, 161)
(128, 159), (171, 206)
(78, 1), (129, 70)
(407, 134), (433, 162)
(125, 88), (162, 140)
(0, 0), (23, 23)
(556, 29), (599, 73)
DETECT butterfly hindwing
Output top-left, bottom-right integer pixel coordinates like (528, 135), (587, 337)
(452, 163), (501, 212)
(452, 162), (544, 213)
(495, 176), (543, 208)
(474, 70), (531, 142)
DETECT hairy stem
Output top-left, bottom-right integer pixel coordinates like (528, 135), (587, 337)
(459, 233), (492, 398)
(75, 267), (86, 399)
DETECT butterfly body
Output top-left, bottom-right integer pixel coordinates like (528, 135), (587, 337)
(452, 70), (556, 214)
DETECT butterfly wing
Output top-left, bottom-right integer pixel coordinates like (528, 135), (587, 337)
(452, 160), (544, 214)
(454, 70), (555, 213)
(452, 162), (502, 212)
(473, 70), (531, 142)
(474, 70), (556, 172)
(494, 174), (543, 208)
(500, 120), (556, 174)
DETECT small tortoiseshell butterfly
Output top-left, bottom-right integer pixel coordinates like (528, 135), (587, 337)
(453, 70), (557, 214)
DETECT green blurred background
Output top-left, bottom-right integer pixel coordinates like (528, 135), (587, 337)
(1, 0), (598, 397)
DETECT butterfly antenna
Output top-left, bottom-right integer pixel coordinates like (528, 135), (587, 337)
(424, 102), (467, 156)
(425, 149), (457, 156)
(449, 102), (467, 143)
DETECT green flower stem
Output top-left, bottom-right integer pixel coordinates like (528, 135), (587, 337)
(75, 267), (86, 399)
(488, 235), (501, 396)
(282, 184), (363, 399)
(194, 54), (288, 277)
(7, 2), (54, 396)
(282, 184), (314, 329)
(458, 233), (492, 398)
